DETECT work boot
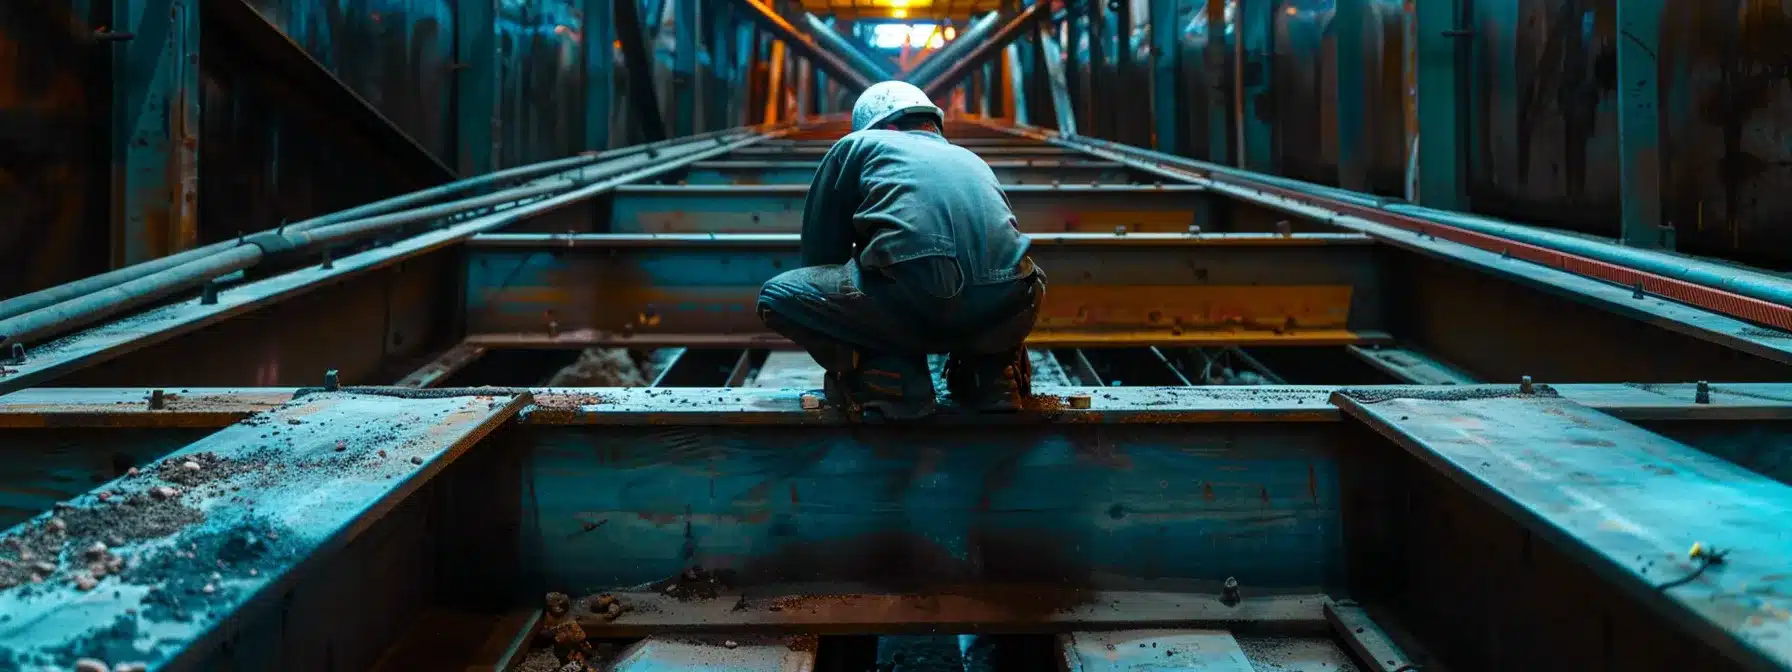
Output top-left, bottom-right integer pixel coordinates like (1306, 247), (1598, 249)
(827, 352), (937, 422)
(945, 349), (1031, 413)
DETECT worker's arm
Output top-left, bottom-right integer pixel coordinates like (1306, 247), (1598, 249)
(801, 139), (859, 267)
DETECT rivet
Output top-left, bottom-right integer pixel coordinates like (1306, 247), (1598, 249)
(1695, 381), (1711, 404)
(1632, 282), (1645, 299)
(199, 281), (219, 305)
(148, 389), (166, 410)
(1067, 394), (1092, 409)
(323, 369), (340, 392)
(1520, 375), (1534, 394)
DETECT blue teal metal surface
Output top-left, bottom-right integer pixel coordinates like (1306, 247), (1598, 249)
(1038, 19), (1078, 136)
(674, 0), (697, 137)
(584, 0), (615, 150)
(1412, 0), (1463, 209)
(114, 0), (201, 266)
(0, 428), (211, 530)
(1150, 0), (1179, 155)
(0, 391), (527, 670)
(1235, 0), (1274, 172)
(518, 420), (1345, 591)
(456, 0), (498, 175)
(1333, 0), (1367, 191)
(1333, 389), (1792, 671)
(1202, 0), (1232, 163)
(1617, 0), (1666, 250)
(494, 0), (586, 166)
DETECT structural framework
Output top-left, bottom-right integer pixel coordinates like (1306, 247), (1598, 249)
(1, 118), (1791, 672)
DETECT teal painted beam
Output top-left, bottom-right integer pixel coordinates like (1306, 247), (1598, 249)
(1618, 0), (1668, 249)
(1235, 0), (1275, 172)
(1413, 0), (1466, 209)
(1204, 0), (1230, 164)
(112, 0), (201, 267)
(1333, 0), (1367, 190)
(583, 0), (615, 150)
(1036, 20), (1078, 135)
(674, 0), (698, 136)
(1149, 0), (1179, 155)
(456, 0), (500, 174)
(1006, 42), (1030, 124)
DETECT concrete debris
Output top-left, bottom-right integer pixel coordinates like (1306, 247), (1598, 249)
(74, 659), (108, 672)
(547, 348), (654, 387)
(590, 593), (626, 621)
(74, 573), (96, 591)
(649, 565), (730, 601)
(113, 664), (149, 672)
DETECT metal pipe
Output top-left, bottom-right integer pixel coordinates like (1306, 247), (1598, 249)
(726, 0), (877, 92)
(0, 127), (746, 324)
(803, 13), (893, 83)
(903, 12), (1003, 87)
(1040, 126), (1792, 322)
(920, 4), (1047, 98)
(0, 129), (777, 348)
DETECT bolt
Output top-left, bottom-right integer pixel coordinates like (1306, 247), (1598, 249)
(1633, 282), (1645, 299)
(199, 280), (219, 305)
(1275, 220), (1293, 237)
(1520, 375), (1534, 394)
(547, 321), (560, 338)
(1114, 225), (1127, 236)
(323, 369), (340, 392)
(1050, 179), (1061, 188)
(1067, 394), (1092, 409)
(1187, 224), (1202, 236)
(321, 248), (334, 269)
(1500, 248), (1512, 259)
(1220, 577), (1240, 606)
(1696, 381), (1711, 404)
(148, 389), (166, 410)
(800, 394), (822, 410)
(10, 343), (23, 362)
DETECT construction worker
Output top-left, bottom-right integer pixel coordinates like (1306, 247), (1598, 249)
(756, 80), (1045, 422)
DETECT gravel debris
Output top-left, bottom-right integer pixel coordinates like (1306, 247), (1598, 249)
(0, 493), (204, 591)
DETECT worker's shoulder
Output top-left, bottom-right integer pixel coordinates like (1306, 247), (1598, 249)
(839, 129), (978, 159)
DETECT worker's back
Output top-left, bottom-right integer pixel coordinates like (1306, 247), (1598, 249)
(821, 128), (1031, 288)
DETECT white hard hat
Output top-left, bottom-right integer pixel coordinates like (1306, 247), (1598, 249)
(851, 80), (946, 132)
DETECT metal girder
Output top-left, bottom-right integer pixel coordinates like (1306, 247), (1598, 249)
(455, 0), (499, 175)
(463, 232), (1388, 348)
(1202, 0), (1231, 164)
(583, 0), (615, 150)
(1234, 0), (1274, 172)
(112, 0), (200, 267)
(802, 13), (893, 83)
(205, 0), (454, 183)
(1618, 0), (1668, 250)
(919, 3), (1048, 99)
(0, 390), (529, 670)
(1005, 42), (1029, 124)
(601, 184), (1213, 234)
(674, 0), (698, 136)
(1037, 19), (1078, 135)
(725, 0), (877, 93)
(1413, 0), (1467, 209)
(1148, 0), (1179, 155)
(904, 12), (1003, 87)
(1333, 0), (1368, 190)
(616, 0), (669, 141)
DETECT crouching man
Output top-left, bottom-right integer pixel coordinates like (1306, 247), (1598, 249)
(755, 81), (1046, 422)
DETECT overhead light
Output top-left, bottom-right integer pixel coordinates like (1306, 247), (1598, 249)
(892, 8), (907, 17)
(944, 26), (956, 40)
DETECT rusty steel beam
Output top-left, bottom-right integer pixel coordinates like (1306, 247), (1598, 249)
(726, 0), (877, 93)
(463, 232), (1388, 348)
(602, 183), (1212, 234)
(919, 2), (1049, 99)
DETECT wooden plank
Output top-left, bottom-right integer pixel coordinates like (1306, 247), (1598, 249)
(609, 636), (818, 671)
(0, 391), (529, 670)
(1057, 630), (1256, 671)
(571, 590), (1328, 636)
(1331, 389), (1792, 671)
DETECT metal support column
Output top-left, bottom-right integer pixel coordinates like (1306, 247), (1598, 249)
(1235, 0), (1274, 172)
(456, 0), (499, 174)
(1149, 0), (1179, 154)
(616, 0), (669, 141)
(1084, 0), (1109, 138)
(763, 39), (787, 124)
(1204, 0), (1231, 164)
(1618, 0), (1668, 249)
(112, 0), (201, 266)
(1413, 0), (1466, 209)
(1038, 19), (1078, 135)
(1334, 0), (1368, 190)
(583, 0), (615, 150)
(1006, 42), (1028, 123)
(673, 0), (698, 136)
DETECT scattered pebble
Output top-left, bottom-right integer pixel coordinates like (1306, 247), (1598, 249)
(127, 467), (139, 476)
(74, 659), (108, 672)
(182, 461), (201, 471)
(75, 574), (97, 591)
(724, 640), (739, 649)
(410, 456), (423, 465)
(31, 561), (54, 574)
(48, 518), (67, 532)
(116, 662), (149, 672)
(334, 441), (347, 452)
(150, 486), (178, 500)
(202, 583), (215, 594)
(86, 542), (109, 559)
(377, 450), (387, 459)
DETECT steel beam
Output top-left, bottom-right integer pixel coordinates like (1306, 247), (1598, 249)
(1333, 0), (1368, 190)
(463, 232), (1388, 348)
(905, 12), (1004, 88)
(1148, 0), (1179, 155)
(1617, 0), (1667, 249)
(1203, 0), (1231, 164)
(0, 391), (528, 670)
(674, 0), (698, 136)
(602, 184), (1214, 234)
(1038, 19), (1078, 135)
(455, 0), (499, 175)
(112, 0), (200, 267)
(920, 3), (1048, 99)
(616, 0), (669, 141)
(1333, 390), (1792, 671)
(725, 0), (876, 93)
(1413, 0), (1466, 209)
(1005, 42), (1029, 124)
(803, 13), (893, 83)
(582, 0), (616, 150)
(1234, 0), (1275, 172)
